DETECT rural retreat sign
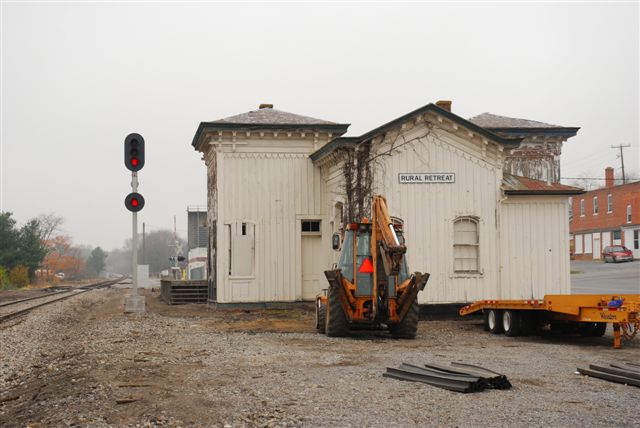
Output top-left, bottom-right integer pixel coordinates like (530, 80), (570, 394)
(398, 173), (455, 184)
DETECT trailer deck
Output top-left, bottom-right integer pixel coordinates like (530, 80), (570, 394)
(460, 294), (640, 348)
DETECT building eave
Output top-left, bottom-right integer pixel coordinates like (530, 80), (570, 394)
(488, 127), (580, 138)
(192, 122), (350, 150)
(355, 103), (523, 147)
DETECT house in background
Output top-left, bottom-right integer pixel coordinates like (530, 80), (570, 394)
(187, 206), (209, 280)
(570, 167), (640, 260)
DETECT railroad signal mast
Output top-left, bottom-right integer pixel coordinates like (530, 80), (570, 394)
(124, 133), (146, 314)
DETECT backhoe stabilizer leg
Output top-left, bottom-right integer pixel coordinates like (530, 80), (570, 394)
(397, 272), (430, 321)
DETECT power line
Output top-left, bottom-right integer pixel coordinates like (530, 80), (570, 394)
(611, 144), (631, 184)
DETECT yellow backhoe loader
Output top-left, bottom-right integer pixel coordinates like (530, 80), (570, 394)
(316, 195), (429, 338)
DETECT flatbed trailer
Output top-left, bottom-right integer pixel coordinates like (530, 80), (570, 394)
(459, 294), (640, 348)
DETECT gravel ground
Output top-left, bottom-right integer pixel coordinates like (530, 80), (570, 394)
(0, 288), (638, 427)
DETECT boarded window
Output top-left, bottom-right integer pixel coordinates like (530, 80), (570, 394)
(227, 222), (255, 276)
(453, 217), (479, 273)
(584, 234), (593, 253)
(575, 234), (583, 254)
(301, 220), (321, 235)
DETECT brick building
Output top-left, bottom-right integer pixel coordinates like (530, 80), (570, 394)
(570, 167), (640, 260)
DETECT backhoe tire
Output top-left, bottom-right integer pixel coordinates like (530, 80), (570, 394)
(325, 285), (349, 337)
(316, 301), (326, 334)
(389, 298), (419, 339)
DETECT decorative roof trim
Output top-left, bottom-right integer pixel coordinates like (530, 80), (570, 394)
(192, 122), (349, 150)
(309, 103), (523, 163)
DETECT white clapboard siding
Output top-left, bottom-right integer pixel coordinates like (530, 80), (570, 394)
(372, 124), (502, 304)
(215, 145), (330, 303)
(500, 196), (571, 299)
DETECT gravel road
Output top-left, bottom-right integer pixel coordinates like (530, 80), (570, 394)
(0, 288), (638, 427)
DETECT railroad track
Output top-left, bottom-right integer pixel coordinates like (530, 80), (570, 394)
(0, 277), (125, 323)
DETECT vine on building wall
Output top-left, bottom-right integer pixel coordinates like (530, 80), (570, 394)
(337, 120), (438, 223)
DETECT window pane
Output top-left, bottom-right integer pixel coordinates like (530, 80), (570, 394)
(453, 218), (479, 272)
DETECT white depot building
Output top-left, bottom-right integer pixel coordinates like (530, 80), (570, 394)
(191, 102), (582, 305)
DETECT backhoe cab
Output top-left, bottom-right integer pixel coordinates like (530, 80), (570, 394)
(316, 195), (430, 338)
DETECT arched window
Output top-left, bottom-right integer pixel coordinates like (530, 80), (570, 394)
(453, 217), (479, 273)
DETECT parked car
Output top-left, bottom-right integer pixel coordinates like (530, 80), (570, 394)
(602, 246), (634, 263)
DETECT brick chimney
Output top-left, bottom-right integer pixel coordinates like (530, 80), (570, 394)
(435, 100), (452, 112)
(259, 103), (273, 109)
(605, 167), (614, 188)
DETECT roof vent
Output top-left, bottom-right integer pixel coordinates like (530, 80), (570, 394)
(435, 100), (452, 112)
(259, 104), (274, 109)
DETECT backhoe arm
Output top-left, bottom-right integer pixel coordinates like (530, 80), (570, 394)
(372, 195), (407, 275)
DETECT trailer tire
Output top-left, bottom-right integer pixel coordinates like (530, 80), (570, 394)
(503, 310), (522, 337)
(325, 285), (349, 337)
(592, 322), (607, 337)
(580, 322), (607, 337)
(520, 312), (537, 336)
(483, 311), (490, 331)
(487, 309), (503, 334)
(389, 298), (419, 339)
(316, 300), (326, 334)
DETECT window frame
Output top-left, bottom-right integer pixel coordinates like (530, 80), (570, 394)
(580, 199), (585, 217)
(627, 205), (632, 224)
(607, 194), (613, 213)
(593, 196), (599, 215)
(301, 220), (322, 236)
(452, 216), (481, 276)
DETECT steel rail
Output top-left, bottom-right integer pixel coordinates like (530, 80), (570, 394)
(0, 277), (123, 323)
(577, 367), (640, 388)
(589, 364), (640, 381)
(0, 290), (70, 308)
(610, 362), (640, 374)
(383, 369), (476, 393)
(385, 367), (484, 392)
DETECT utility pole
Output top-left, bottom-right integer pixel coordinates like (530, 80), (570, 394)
(142, 222), (146, 265)
(611, 144), (631, 184)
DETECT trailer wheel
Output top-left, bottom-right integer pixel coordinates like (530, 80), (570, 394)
(487, 309), (503, 334)
(315, 300), (326, 334)
(389, 298), (419, 339)
(325, 285), (349, 337)
(503, 310), (522, 337)
(580, 322), (607, 337)
(520, 312), (537, 336)
(592, 322), (607, 337)
(483, 311), (490, 331)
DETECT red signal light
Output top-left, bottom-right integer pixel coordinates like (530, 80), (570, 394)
(125, 192), (145, 212)
(131, 158), (139, 167)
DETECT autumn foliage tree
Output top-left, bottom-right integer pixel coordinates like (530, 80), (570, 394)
(42, 235), (85, 280)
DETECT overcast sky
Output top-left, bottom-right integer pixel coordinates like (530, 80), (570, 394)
(1, 1), (638, 251)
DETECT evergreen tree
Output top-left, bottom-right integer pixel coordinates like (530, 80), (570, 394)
(86, 246), (107, 276)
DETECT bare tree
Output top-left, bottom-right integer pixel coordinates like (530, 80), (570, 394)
(37, 213), (64, 242)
